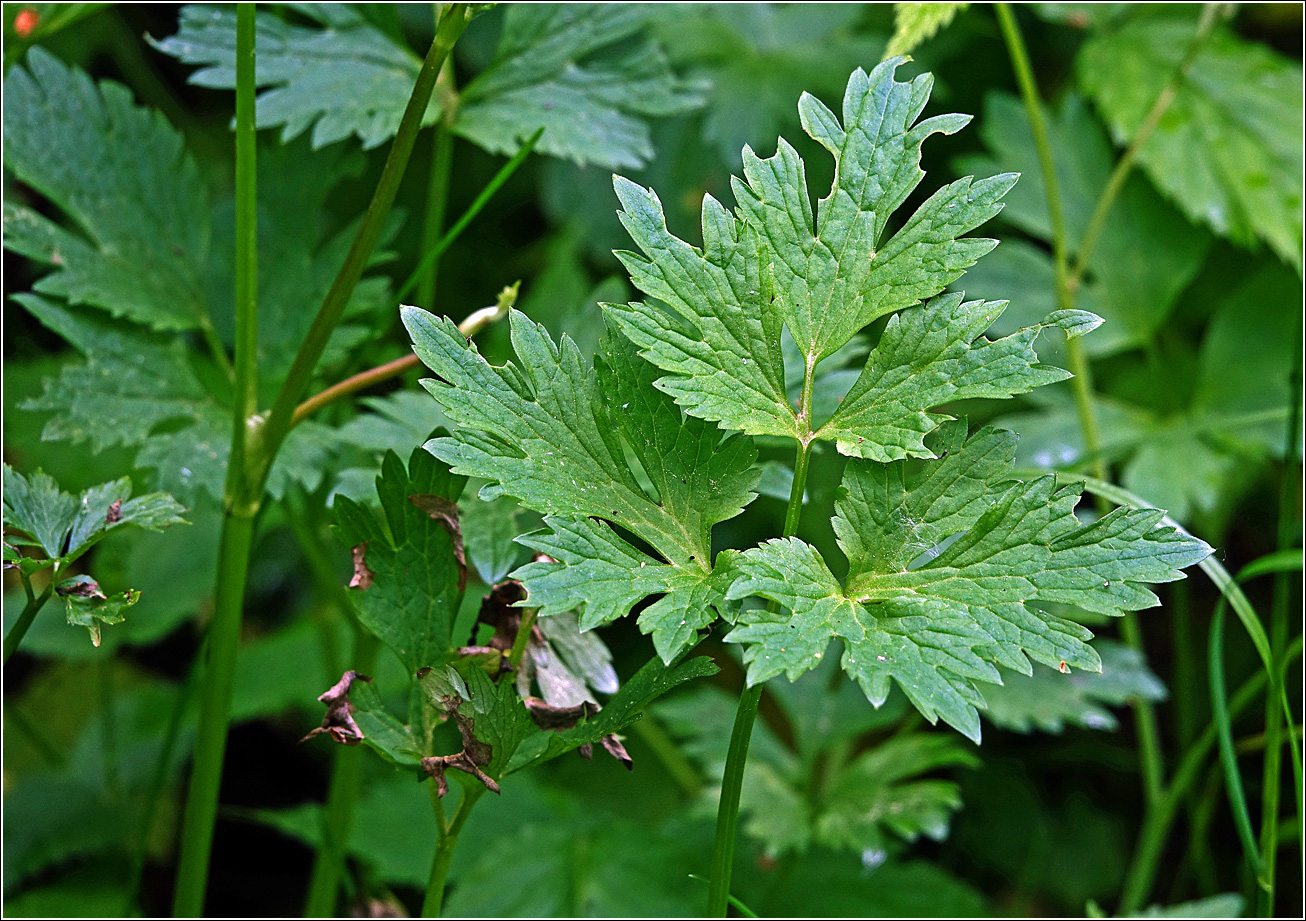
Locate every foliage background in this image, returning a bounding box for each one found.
[2,3,1302,917]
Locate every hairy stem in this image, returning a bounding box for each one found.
[172,10,259,911]
[422,786,485,917]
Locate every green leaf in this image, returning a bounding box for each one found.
[2,47,211,330]
[2,464,186,565]
[332,447,467,674]
[607,61,1027,452]
[454,4,705,170]
[982,639,1167,733]
[1078,9,1303,268]
[816,292,1083,461]
[460,494,524,585]
[506,654,718,774]
[18,295,333,503]
[403,306,757,661]
[659,683,973,859]
[726,420,1211,740]
[957,92,1210,355]
[58,575,140,647]
[153,4,433,150]
[815,734,978,853]
[884,3,969,59]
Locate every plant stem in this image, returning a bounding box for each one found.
[173,14,469,913]
[507,607,538,670]
[303,630,381,917]
[417,123,455,310]
[708,435,815,916]
[1122,614,1166,807]
[1258,299,1303,916]
[172,10,260,912]
[422,786,485,917]
[1120,649,1297,913]
[3,580,53,663]
[256,6,469,482]
[290,276,515,429]
[172,510,258,916]
[632,715,702,798]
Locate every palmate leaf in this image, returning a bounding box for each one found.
[2,48,210,331]
[726,421,1211,740]
[982,639,1167,734]
[454,3,706,170]
[607,60,1089,456]
[402,307,757,662]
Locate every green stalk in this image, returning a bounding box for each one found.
[1120,641,1302,913]
[172,511,258,915]
[172,10,259,912]
[507,607,538,670]
[173,12,469,914]
[417,122,455,310]
[303,630,381,916]
[3,579,53,663]
[708,433,815,916]
[422,786,486,917]
[255,6,470,484]
[1210,602,1268,890]
[999,0,1172,827]
[1258,300,1303,916]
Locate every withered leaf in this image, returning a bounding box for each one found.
[56,578,106,600]
[523,697,631,770]
[302,670,373,746]
[410,493,466,592]
[421,697,500,797]
[349,542,374,589]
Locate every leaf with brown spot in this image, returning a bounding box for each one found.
[331,447,468,672]
[302,670,372,746]
[349,542,374,589]
[410,493,466,592]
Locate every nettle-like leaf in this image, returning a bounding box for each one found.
[4,54,394,504]
[403,307,758,662]
[1078,7,1303,269]
[154,4,436,150]
[607,60,1091,457]
[156,3,703,169]
[455,3,706,169]
[982,639,1167,734]
[332,447,468,675]
[726,421,1211,740]
[3,48,210,330]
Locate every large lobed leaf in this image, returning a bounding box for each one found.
[725,421,1211,740]
[403,306,757,662]
[607,60,1088,456]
